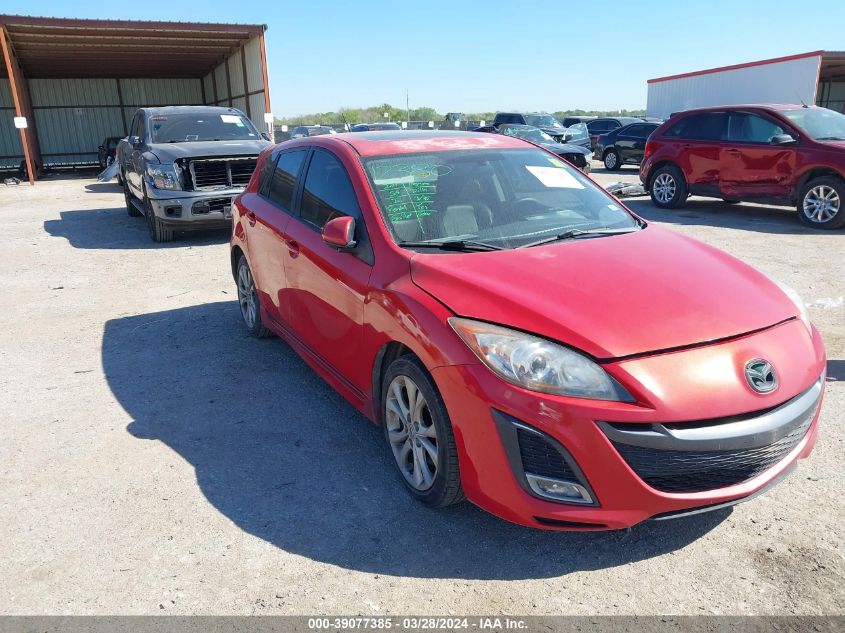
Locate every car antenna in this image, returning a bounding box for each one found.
[796,91,809,108]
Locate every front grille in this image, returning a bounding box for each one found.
[192,197,232,215]
[516,427,577,481]
[189,158,257,191]
[608,413,813,493]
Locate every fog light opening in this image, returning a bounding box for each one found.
[525,473,594,504]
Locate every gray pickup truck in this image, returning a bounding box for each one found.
[118,106,271,242]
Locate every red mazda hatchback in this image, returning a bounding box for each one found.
[230,131,825,531]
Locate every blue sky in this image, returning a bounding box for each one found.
[4,1,845,116]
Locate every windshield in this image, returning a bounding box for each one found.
[524,114,563,129]
[503,127,553,143]
[362,148,639,250]
[150,113,259,143]
[563,123,588,143]
[782,107,845,140]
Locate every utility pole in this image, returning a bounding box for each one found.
[406,89,410,127]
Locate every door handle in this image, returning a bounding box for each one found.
[284,238,300,257]
[246,211,256,226]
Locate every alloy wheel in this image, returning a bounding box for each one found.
[237,263,258,329]
[385,375,438,491]
[605,152,617,169]
[653,173,676,204]
[803,185,841,223]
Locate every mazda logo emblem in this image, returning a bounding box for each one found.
[744,359,778,393]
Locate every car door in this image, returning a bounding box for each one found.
[245,148,308,325]
[720,111,798,199]
[127,113,145,196]
[664,112,727,196]
[618,124,656,164]
[281,148,374,393]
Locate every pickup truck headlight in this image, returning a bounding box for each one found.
[449,318,633,401]
[146,163,182,190]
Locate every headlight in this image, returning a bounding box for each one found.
[775,280,812,333]
[449,318,633,401]
[146,163,182,190]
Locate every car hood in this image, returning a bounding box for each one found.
[538,126,567,137]
[540,141,590,155]
[148,139,270,162]
[409,226,797,359]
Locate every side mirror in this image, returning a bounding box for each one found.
[322,216,356,250]
[261,132,270,141]
[771,133,797,145]
[128,135,141,148]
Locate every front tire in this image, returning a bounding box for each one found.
[236,255,271,338]
[649,164,688,209]
[603,149,621,171]
[382,356,464,508]
[143,189,175,243]
[798,176,845,229]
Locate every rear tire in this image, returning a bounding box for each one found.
[235,255,271,338]
[603,149,621,171]
[649,164,688,209]
[382,356,464,508]
[143,189,175,242]
[798,176,845,229]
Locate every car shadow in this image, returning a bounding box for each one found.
[43,207,229,250]
[103,301,731,580]
[84,182,122,193]
[624,198,845,236]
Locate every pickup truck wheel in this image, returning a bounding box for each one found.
[143,191,175,242]
[124,177,141,217]
[798,177,845,229]
[603,149,621,171]
[649,165,687,209]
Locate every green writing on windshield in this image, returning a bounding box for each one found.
[378,181,437,223]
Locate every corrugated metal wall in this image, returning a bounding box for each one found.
[26,77,202,167]
[0,78,23,170]
[646,55,822,119]
[203,34,268,130]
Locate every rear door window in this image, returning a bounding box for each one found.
[267,150,307,212]
[663,113,727,141]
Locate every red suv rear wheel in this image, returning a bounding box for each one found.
[649,165,688,209]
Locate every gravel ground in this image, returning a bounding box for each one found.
[0,168,842,616]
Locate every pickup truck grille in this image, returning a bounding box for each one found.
[189,157,257,191]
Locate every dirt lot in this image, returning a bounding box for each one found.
[0,167,843,615]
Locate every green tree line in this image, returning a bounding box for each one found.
[276,105,646,126]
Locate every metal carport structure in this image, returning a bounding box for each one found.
[0,14,271,184]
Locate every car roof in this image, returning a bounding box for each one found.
[309,130,530,157]
[674,104,812,115]
[142,106,245,116]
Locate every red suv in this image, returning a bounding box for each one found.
[231,131,825,530]
[640,104,845,229]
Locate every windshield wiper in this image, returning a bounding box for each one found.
[815,136,845,141]
[519,227,639,248]
[397,239,503,252]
